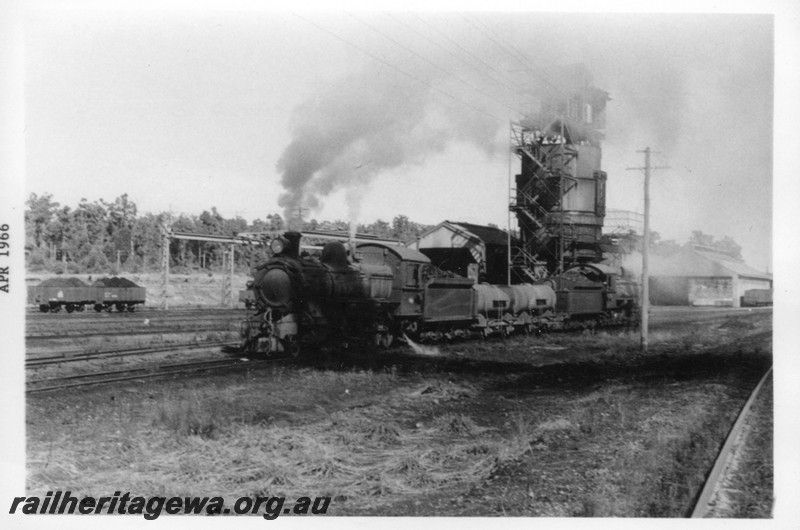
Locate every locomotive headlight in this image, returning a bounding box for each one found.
[270,238,286,255]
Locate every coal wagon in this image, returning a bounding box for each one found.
[28,276,146,313]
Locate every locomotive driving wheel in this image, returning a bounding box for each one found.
[282,336,301,358]
[377,332,394,349]
[374,313,395,349]
[401,320,420,342]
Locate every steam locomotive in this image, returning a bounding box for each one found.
[240,231,638,356]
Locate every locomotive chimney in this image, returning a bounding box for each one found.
[284,231,302,259]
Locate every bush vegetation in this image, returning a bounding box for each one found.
[25,193,432,274]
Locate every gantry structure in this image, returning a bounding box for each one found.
[509,64,610,282]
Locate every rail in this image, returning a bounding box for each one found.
[26,341,238,368]
[26,355,279,394]
[690,366,773,518]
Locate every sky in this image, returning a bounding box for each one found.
[19,4,785,271]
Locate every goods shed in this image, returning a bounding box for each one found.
[649,246,772,307]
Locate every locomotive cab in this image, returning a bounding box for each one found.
[356,243,431,319]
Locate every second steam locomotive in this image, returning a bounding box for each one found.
[240,232,638,356]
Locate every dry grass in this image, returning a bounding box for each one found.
[555,383,749,516]
[27,369,523,512]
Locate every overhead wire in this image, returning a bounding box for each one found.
[457,13,579,124]
[345,12,523,118]
[459,13,569,97]
[387,12,525,98]
[292,12,508,125]
[402,13,566,124]
[295,12,583,130]
[410,13,527,92]
[383,12,572,122]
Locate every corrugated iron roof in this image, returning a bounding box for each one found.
[449,221,511,246]
[356,242,431,263]
[418,247,477,264]
[650,246,772,280]
[693,247,772,279]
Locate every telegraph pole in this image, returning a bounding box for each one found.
[221,244,234,307]
[290,206,309,231]
[160,225,170,310]
[627,148,668,352]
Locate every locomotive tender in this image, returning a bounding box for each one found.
[240,232,638,356]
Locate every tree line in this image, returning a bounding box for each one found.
[26,193,745,275]
[607,229,743,261]
[24,193,434,274]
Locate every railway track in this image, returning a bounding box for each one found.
[25,306,770,395]
[649,306,772,326]
[26,325,240,341]
[26,340,238,368]
[690,366,773,518]
[26,314,245,335]
[25,306,768,339]
[26,318,246,342]
[26,308,248,331]
[26,306,250,319]
[26,352,277,394]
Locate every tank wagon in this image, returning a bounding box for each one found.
[27,277,146,313]
[240,232,638,356]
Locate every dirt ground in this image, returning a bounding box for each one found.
[26,310,772,518]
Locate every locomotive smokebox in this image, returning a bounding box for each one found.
[261,268,293,308]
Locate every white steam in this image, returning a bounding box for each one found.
[403,334,442,357]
